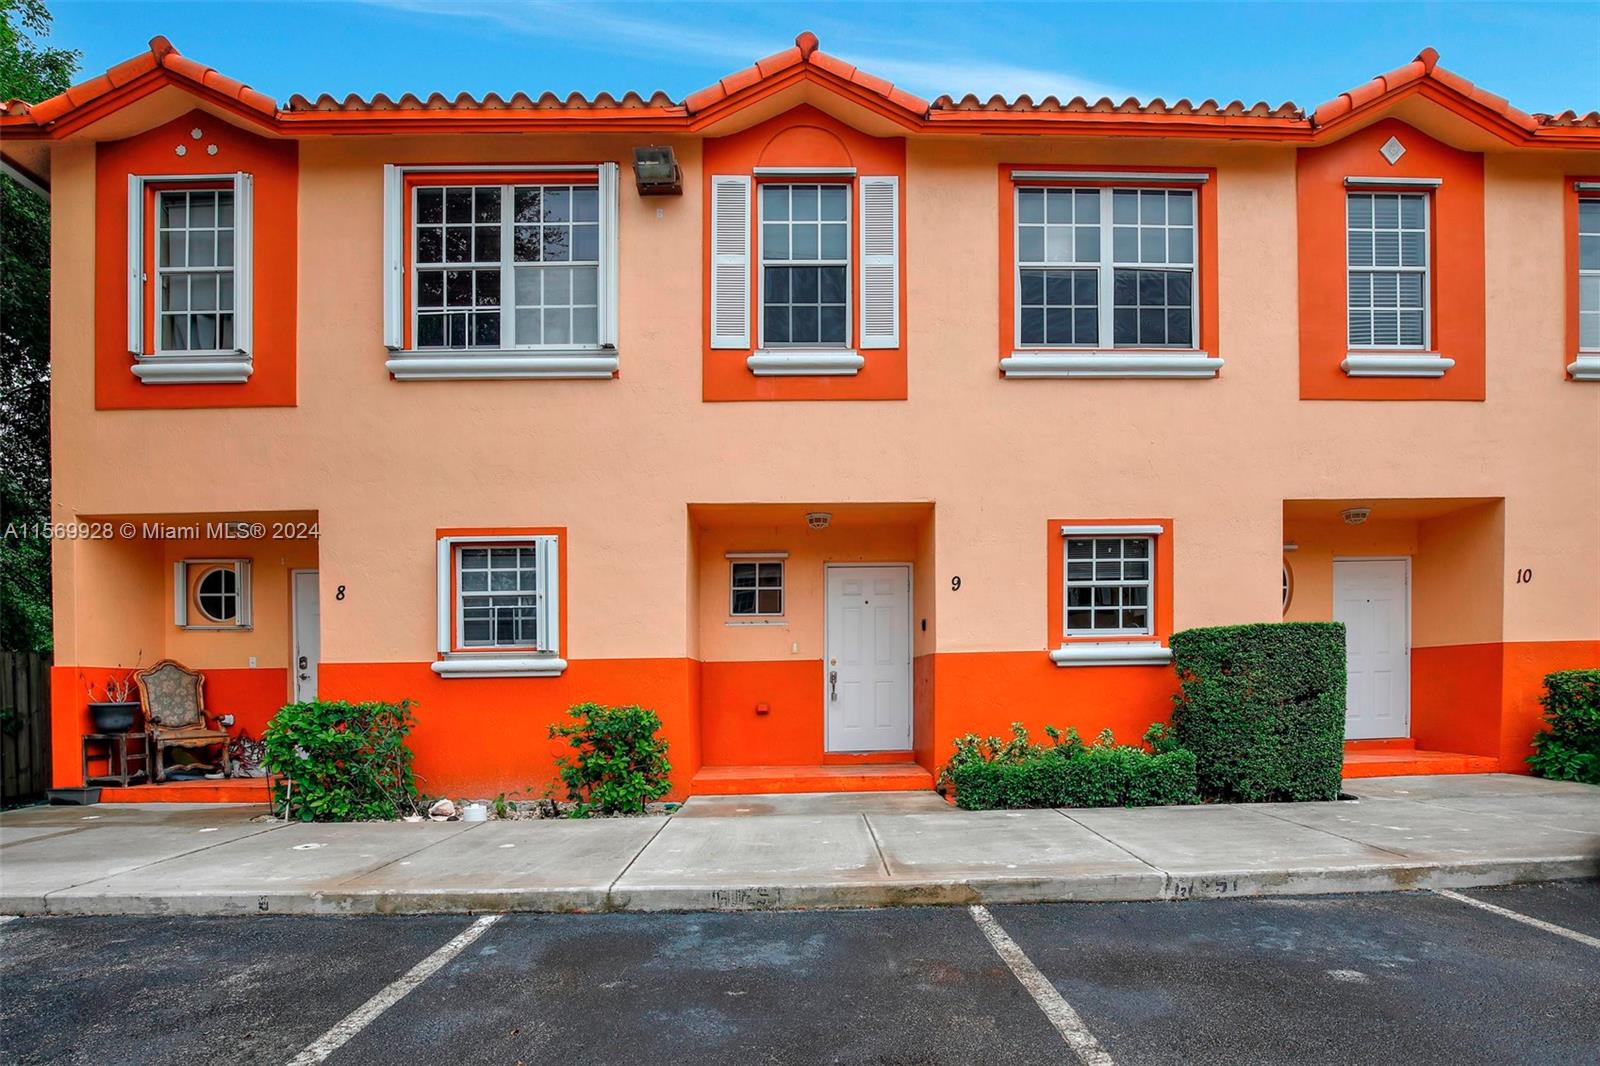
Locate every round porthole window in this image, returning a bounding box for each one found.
[196,567,238,623]
[1282,558,1294,615]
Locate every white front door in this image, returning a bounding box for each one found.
[292,570,321,703]
[825,565,912,753]
[1333,558,1409,740]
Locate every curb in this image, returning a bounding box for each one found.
[5,856,1594,917]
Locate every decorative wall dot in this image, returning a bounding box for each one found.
[1380,136,1406,165]
[175,144,187,157]
[191,127,203,140]
[206,144,218,156]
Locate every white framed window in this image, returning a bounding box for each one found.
[127,173,254,384]
[1064,535,1153,636]
[730,560,784,616]
[433,535,564,677]
[384,164,619,380]
[760,183,850,349]
[173,559,252,630]
[1015,186,1197,351]
[1580,197,1600,352]
[1347,191,1429,349]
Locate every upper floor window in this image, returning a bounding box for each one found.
[760,183,849,348]
[413,183,601,350]
[1580,197,1600,353]
[156,188,236,353]
[126,172,254,384]
[383,164,619,381]
[1347,191,1428,349]
[1015,186,1196,350]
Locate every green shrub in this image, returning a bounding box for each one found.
[1528,669,1600,785]
[549,702,672,815]
[946,725,1198,810]
[1169,622,1346,803]
[263,700,421,822]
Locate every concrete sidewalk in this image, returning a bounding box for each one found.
[1,774,1596,916]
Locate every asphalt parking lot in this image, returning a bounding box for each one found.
[2,881,1597,1066]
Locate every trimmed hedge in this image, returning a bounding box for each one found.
[1528,669,1600,785]
[947,726,1199,810]
[1169,622,1346,802]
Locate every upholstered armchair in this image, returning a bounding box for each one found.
[135,660,231,782]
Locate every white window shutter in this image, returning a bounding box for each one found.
[598,161,620,348]
[709,175,751,349]
[173,561,188,627]
[382,164,404,350]
[127,175,145,354]
[237,560,254,627]
[538,536,560,655]
[232,172,254,354]
[859,175,899,349]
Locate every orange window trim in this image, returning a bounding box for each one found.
[997,164,1219,368]
[1296,117,1486,401]
[93,108,298,410]
[436,527,567,657]
[701,103,907,402]
[1565,176,1600,375]
[1045,519,1175,648]
[399,169,601,352]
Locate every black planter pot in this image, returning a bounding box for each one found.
[88,701,140,733]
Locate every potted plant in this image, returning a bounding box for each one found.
[86,665,141,733]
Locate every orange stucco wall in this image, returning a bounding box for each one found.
[44,84,1600,795]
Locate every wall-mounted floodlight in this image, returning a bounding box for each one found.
[632,145,681,196]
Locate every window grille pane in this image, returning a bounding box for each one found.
[760,185,849,347]
[1113,269,1192,348]
[458,544,542,648]
[1020,268,1097,345]
[1062,535,1155,636]
[1347,191,1427,349]
[1581,230,1600,271]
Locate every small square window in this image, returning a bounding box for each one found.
[730,559,784,616]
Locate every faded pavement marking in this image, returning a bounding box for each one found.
[1434,889,1600,949]
[285,915,500,1065]
[969,905,1116,1066]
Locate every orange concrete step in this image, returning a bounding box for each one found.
[1341,749,1500,779]
[690,763,934,796]
[97,778,273,804]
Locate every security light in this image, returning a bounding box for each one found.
[632,145,681,196]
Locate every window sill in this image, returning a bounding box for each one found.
[1567,354,1600,381]
[1001,351,1223,379]
[387,350,618,381]
[1049,641,1171,667]
[431,655,568,679]
[131,352,253,385]
[1341,352,1454,378]
[724,619,789,627]
[747,349,864,377]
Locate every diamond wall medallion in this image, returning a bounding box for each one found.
[1380,136,1406,165]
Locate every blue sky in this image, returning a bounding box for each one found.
[41,1,1600,115]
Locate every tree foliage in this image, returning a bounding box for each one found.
[1,0,76,651]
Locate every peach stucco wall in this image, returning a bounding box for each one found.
[48,102,1600,688]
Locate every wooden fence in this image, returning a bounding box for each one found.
[1,652,52,805]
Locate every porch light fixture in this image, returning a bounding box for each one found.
[1342,507,1372,525]
[631,145,681,196]
[805,512,832,530]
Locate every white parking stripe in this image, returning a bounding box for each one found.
[969,905,1117,1066]
[1435,889,1600,949]
[286,915,500,1065]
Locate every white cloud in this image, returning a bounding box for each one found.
[836,53,1130,103]
[358,0,1135,103]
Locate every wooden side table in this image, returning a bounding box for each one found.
[83,732,151,787]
